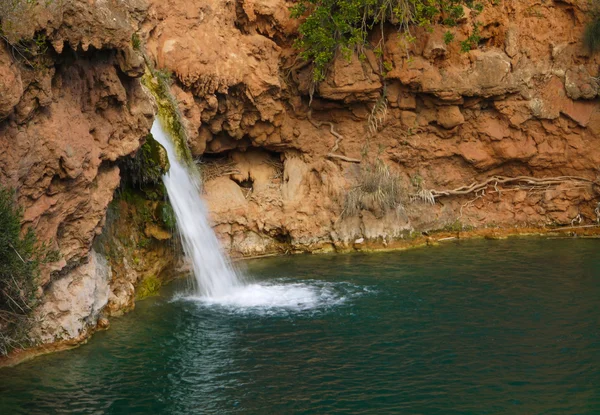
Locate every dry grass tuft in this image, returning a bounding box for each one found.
[197,158,240,182]
[410,187,435,205]
[367,96,388,137]
[342,158,405,218]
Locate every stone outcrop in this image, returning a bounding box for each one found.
[0,0,154,350]
[138,0,600,257]
[35,250,110,343]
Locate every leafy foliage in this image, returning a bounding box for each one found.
[291,0,484,81]
[460,21,480,52]
[0,185,58,355]
[443,30,454,44]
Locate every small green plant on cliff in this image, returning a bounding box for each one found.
[443,30,454,44]
[131,33,141,51]
[584,1,600,53]
[290,0,487,82]
[460,21,481,52]
[342,157,405,218]
[0,185,58,355]
[0,0,53,69]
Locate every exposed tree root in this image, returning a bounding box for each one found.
[427,176,594,199]
[307,110,361,163]
[459,189,486,218]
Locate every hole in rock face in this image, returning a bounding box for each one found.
[199,152,228,162]
[272,231,292,245]
[197,147,284,189]
[234,177,254,189]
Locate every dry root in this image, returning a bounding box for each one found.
[342,158,405,218]
[410,188,435,205]
[417,176,594,201]
[307,110,361,163]
[262,158,284,179]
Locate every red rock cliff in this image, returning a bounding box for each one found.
[143,0,600,256]
[0,0,152,347]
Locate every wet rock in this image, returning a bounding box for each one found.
[145,223,172,241]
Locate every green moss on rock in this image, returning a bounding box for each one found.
[136,274,162,300]
[120,133,170,190]
[141,68,193,166]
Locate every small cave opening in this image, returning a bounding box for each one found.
[272,230,292,245]
[197,146,285,193]
[234,176,254,189]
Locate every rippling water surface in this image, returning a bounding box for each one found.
[1,238,599,414]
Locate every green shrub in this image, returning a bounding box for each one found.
[290,0,481,81]
[460,22,480,52]
[0,185,58,355]
[0,0,53,69]
[584,15,600,52]
[443,30,454,44]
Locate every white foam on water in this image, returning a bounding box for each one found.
[198,282,339,309]
[172,279,370,316]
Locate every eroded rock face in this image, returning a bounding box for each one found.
[0,0,153,352]
[141,0,600,256]
[0,44,23,120]
[35,251,110,343]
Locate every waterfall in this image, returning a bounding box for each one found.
[152,117,338,311]
[151,119,243,297]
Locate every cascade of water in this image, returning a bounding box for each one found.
[151,119,243,297]
[152,118,339,310]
